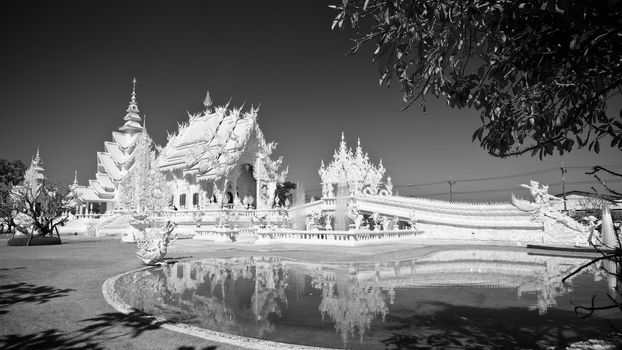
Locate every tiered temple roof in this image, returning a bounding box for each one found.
[156,92,285,182]
[81,79,144,202]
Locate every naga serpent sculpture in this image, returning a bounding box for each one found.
[135,221,177,266]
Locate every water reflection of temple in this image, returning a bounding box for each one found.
[291,249,592,342]
[115,250,600,347]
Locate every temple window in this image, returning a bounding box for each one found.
[179,194,186,207]
[192,193,199,206]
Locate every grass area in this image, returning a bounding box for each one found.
[0,234,456,349]
[0,236,231,350]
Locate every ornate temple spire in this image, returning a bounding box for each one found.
[355,138,364,157]
[127,78,139,115]
[25,147,46,187]
[337,132,348,157]
[319,134,389,195]
[31,145,44,171]
[203,90,213,111]
[131,77,137,102]
[119,77,143,133]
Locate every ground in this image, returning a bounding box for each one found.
[0,234,618,349]
[0,234,463,350]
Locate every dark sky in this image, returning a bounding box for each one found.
[1,0,620,200]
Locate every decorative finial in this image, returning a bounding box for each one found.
[73,170,78,185]
[35,145,40,159]
[131,78,137,102]
[203,90,213,109]
[341,132,345,141]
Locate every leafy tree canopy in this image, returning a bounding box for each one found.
[331,0,622,158]
[0,159,26,186]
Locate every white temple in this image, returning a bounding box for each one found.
[65,80,590,246]
[155,91,286,210]
[74,79,286,214]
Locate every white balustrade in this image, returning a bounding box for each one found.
[255,228,423,246]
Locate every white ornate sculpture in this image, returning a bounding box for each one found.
[371,213,381,231]
[513,180,586,242]
[381,216,391,231]
[135,221,177,265]
[319,133,390,197]
[583,215,599,246]
[520,180,560,205]
[385,176,393,195]
[407,210,417,229]
[118,130,171,214]
[354,214,365,230]
[323,212,333,231]
[118,130,174,243]
[217,210,228,227]
[308,209,322,230]
[346,198,358,221]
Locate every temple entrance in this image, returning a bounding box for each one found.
[235,164,257,208]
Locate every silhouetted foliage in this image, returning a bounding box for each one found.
[588,166,622,200]
[0,282,74,313]
[0,183,17,232]
[0,159,26,233]
[0,329,103,350]
[331,0,622,158]
[274,181,297,207]
[0,309,184,349]
[79,309,172,338]
[0,159,26,186]
[379,301,620,349]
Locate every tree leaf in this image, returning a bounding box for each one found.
[594,140,600,153]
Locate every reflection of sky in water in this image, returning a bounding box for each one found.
[114,250,621,349]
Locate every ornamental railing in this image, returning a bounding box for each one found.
[255,228,422,245]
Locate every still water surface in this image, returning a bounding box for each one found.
[114,249,620,349]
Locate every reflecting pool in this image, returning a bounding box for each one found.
[114,249,620,349]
